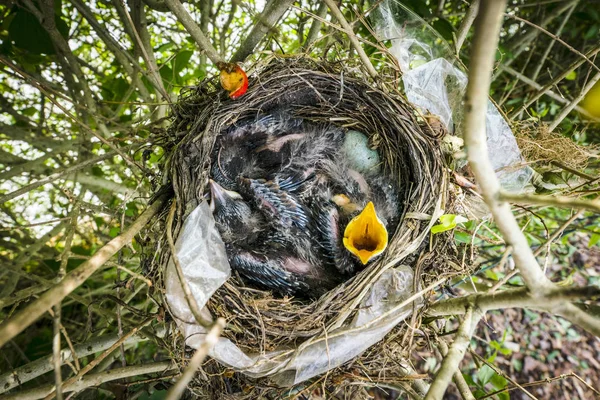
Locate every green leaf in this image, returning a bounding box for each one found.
[172,50,193,76]
[490,373,508,390]
[477,365,495,385]
[432,18,455,41]
[589,233,600,248]
[109,226,121,238]
[431,214,468,234]
[565,70,577,81]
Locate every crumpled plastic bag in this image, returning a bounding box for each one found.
[376,0,532,192]
[165,202,422,386]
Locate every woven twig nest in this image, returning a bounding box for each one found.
[147,56,456,396]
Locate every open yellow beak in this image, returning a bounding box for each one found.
[342,201,388,265]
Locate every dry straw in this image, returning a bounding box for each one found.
[145,56,463,397]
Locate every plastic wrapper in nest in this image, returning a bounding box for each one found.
[159,57,447,390]
[166,213,416,385]
[376,0,533,193]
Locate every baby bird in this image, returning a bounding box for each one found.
[208,113,401,298]
[209,177,337,298]
[209,179,263,245]
[306,155,401,275]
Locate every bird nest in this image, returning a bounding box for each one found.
[146,56,459,396]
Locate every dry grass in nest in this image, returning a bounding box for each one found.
[144,56,466,395]
[515,122,597,170]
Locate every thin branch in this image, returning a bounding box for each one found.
[231,0,295,63]
[0,330,159,394]
[548,71,600,131]
[500,64,599,121]
[464,0,552,292]
[425,307,483,399]
[0,148,128,204]
[454,0,479,55]
[0,56,147,173]
[166,201,212,328]
[499,191,600,214]
[437,340,476,400]
[530,1,578,82]
[322,0,378,79]
[555,302,600,337]
[427,285,600,317]
[162,0,225,65]
[165,318,225,400]
[303,2,328,50]
[0,195,167,349]
[511,43,600,118]
[2,362,176,400]
[42,318,153,400]
[506,13,600,76]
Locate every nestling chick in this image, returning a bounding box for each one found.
[209,180,263,245]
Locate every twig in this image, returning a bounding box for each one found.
[530,1,578,82]
[470,351,537,400]
[166,201,212,328]
[511,43,600,118]
[0,56,147,174]
[162,0,225,65]
[303,2,328,50]
[322,0,378,79]
[425,307,483,399]
[500,64,599,121]
[427,285,600,317]
[165,318,226,400]
[499,191,600,214]
[0,147,131,207]
[42,318,153,400]
[1,362,176,400]
[437,340,475,400]
[454,0,479,55]
[0,195,168,349]
[0,330,162,394]
[505,14,600,76]
[231,0,295,62]
[548,71,600,132]
[489,211,583,292]
[478,372,600,399]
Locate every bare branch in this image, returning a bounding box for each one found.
[0,330,160,394]
[0,148,131,204]
[303,2,328,50]
[437,340,476,400]
[425,307,483,399]
[428,285,600,317]
[322,0,378,79]
[42,318,153,400]
[231,0,295,63]
[500,64,599,121]
[0,194,167,349]
[454,0,479,55]
[165,318,225,400]
[548,71,600,131]
[510,43,600,118]
[499,191,600,214]
[163,0,225,65]
[464,0,552,291]
[2,362,176,400]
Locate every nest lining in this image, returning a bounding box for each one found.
[147,56,459,390]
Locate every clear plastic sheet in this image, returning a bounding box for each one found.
[165,203,419,386]
[376,0,532,192]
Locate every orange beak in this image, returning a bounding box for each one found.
[218,63,248,99]
[342,202,388,265]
